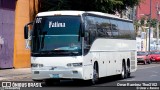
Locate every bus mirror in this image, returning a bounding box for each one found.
[24,22,33,39]
[24,25,28,39]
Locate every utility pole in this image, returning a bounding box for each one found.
[148,0,152,52]
[156,4,159,50]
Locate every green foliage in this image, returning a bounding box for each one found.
[140,17,145,26]
[134,18,158,37]
[39,0,141,14]
[145,18,157,28]
[39,0,70,12]
[151,19,157,28]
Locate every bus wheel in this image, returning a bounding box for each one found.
[45,79,60,86]
[91,63,99,84]
[127,60,131,78]
[86,63,99,85]
[121,62,127,79]
[127,65,131,78]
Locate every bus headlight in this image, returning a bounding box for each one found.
[67,63,82,67]
[31,63,44,67]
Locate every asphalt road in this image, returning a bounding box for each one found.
[3,62,160,90]
[124,62,160,81]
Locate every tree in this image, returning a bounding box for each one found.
[38,0,141,14]
[39,0,70,12]
[134,17,158,37]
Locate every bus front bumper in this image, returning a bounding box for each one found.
[31,67,83,80]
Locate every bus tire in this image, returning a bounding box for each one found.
[127,65,131,78]
[88,62,99,85]
[127,59,131,78]
[121,61,127,79]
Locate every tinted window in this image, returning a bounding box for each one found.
[128,22,136,39]
[95,17,111,37]
[117,20,135,39]
[31,16,82,56]
[34,16,81,35]
[110,19,119,37]
[83,15,135,55]
[85,16,111,38]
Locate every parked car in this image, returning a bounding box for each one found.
[137,51,151,64]
[149,51,160,62]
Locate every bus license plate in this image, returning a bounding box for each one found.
[50,74,60,78]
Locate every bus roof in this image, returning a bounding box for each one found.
[37,10,132,22]
[37,11,85,16]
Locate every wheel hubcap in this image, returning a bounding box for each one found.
[122,67,125,77]
[92,69,98,83]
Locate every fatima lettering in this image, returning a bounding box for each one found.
[49,21,66,28]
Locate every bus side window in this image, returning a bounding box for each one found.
[84,31,90,54]
[84,32,89,46]
[89,30,97,45]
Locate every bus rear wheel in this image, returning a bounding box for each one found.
[127,65,131,78]
[121,62,127,79]
[127,60,131,78]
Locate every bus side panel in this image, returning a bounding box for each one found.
[89,39,137,77]
[83,53,93,80]
[83,52,100,80]
[99,52,107,77]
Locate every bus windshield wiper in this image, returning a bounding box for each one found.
[61,50,79,56]
[33,50,79,56]
[47,50,79,55]
[40,50,70,55]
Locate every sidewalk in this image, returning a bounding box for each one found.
[0,68,31,81]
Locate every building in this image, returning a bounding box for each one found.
[136,0,160,51]
[136,0,160,20]
[14,0,38,68]
[0,0,38,69]
[121,7,137,20]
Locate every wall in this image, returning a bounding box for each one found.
[136,0,160,20]
[0,0,15,69]
[14,0,38,68]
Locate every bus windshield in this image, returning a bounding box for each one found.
[31,16,82,56]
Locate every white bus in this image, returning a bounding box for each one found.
[24,11,137,85]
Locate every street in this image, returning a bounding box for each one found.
[1,63,160,90]
[125,62,160,81]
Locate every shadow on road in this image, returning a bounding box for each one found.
[41,75,136,87]
[138,62,160,65]
[150,62,160,64]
